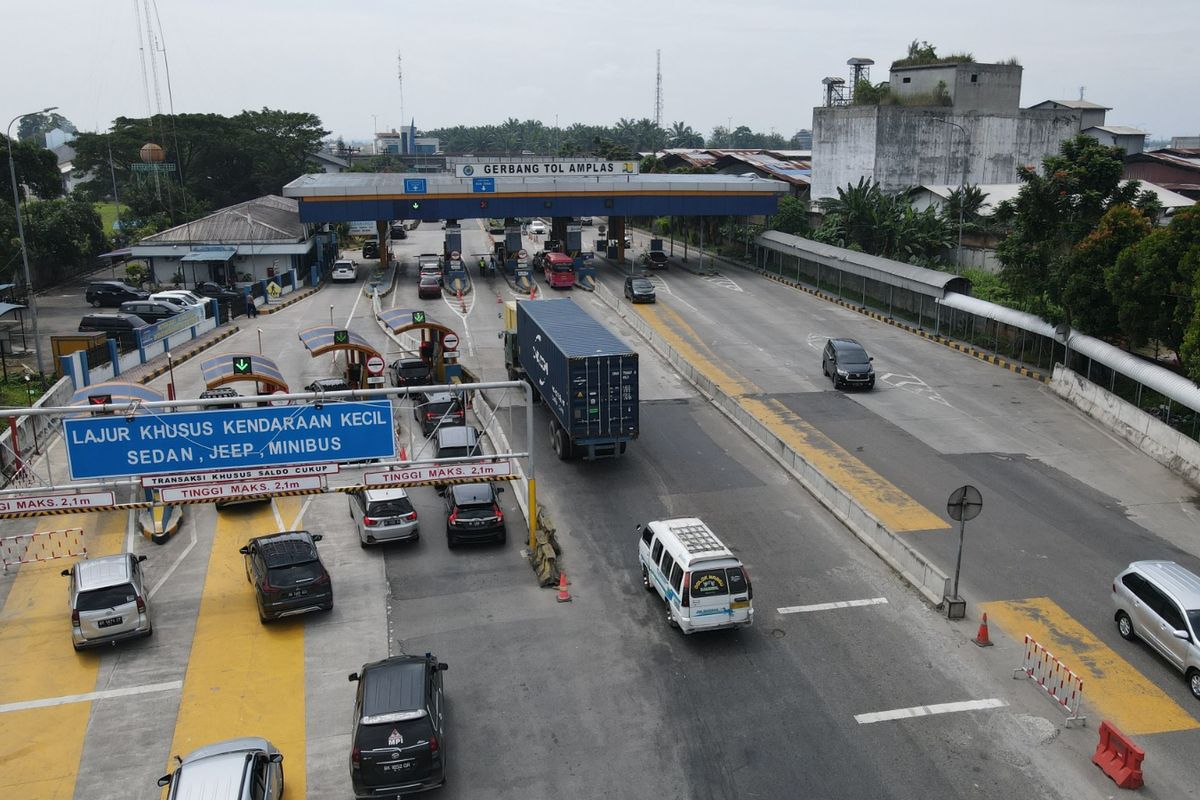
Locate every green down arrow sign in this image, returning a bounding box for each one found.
[232,357,253,376]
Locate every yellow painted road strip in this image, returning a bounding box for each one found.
[983,597,1200,735]
[0,512,126,800]
[634,303,948,533]
[167,499,306,795]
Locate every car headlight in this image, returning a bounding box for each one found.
[837,368,850,376]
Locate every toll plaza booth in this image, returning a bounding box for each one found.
[376,308,463,384]
[199,353,289,403]
[297,327,385,389]
[442,250,471,295]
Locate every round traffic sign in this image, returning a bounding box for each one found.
[450,250,461,261]
[366,354,386,376]
[946,485,983,522]
[442,333,460,351]
[518,249,528,259]
[270,390,291,407]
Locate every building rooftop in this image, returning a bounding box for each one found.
[1031,99,1112,111]
[137,195,306,244]
[1085,125,1149,136]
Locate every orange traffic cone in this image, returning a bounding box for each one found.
[556,572,571,603]
[973,612,993,647]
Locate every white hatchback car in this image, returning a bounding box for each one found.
[527,219,546,235]
[332,259,358,282]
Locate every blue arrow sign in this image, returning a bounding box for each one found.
[63,401,395,480]
[404,178,427,194]
[472,177,495,193]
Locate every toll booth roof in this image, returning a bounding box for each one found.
[377,308,454,334]
[200,352,287,386]
[69,382,165,407]
[284,172,788,197]
[298,326,375,355]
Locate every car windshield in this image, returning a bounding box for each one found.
[455,502,497,520]
[367,497,414,516]
[838,345,869,363]
[76,584,136,611]
[266,561,325,587]
[689,568,732,597]
[632,280,653,290]
[1189,608,1200,633]
[420,276,440,286]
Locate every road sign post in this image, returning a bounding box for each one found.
[944,484,983,619]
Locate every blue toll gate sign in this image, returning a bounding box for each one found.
[472,177,495,193]
[404,178,427,194]
[63,401,396,480]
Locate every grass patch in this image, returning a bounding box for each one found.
[94,202,130,235]
[0,376,46,408]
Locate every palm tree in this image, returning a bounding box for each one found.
[614,118,637,149]
[668,121,704,148]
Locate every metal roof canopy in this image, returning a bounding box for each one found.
[69,382,165,408]
[756,231,972,298]
[297,326,379,358]
[283,172,787,224]
[200,352,288,392]
[377,308,456,338]
[0,302,26,318]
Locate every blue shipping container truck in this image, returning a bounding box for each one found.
[516,299,639,460]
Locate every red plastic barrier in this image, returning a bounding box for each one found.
[1092,720,1144,789]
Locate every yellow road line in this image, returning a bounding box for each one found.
[983,597,1199,735]
[0,513,126,799]
[635,303,947,532]
[167,499,306,795]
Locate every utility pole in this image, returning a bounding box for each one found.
[654,50,663,128]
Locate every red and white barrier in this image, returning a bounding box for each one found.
[1012,635,1086,726]
[1,528,86,572]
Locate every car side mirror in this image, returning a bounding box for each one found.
[157,775,172,788]
[1173,629,1191,641]
[438,662,449,671]
[495,486,504,494]
[137,554,147,563]
[348,672,360,682]
[61,568,71,577]
[269,752,283,764]
[635,524,643,534]
[311,533,323,542]
[869,356,874,362]
[238,546,250,555]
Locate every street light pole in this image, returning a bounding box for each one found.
[6,106,57,377]
[929,117,969,273]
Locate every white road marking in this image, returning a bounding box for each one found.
[125,508,136,554]
[290,495,314,530]
[777,597,889,615]
[704,274,743,292]
[854,698,1007,725]
[271,499,286,531]
[879,372,952,407]
[0,680,183,714]
[148,512,198,599]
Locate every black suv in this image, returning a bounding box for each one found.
[363,239,379,258]
[238,531,333,623]
[444,483,506,547]
[412,390,466,436]
[389,357,433,389]
[86,281,148,308]
[349,653,448,798]
[119,299,183,323]
[624,276,656,304]
[822,338,875,390]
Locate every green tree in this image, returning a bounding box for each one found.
[994,135,1161,314]
[17,112,76,143]
[815,178,953,264]
[667,121,703,148]
[4,196,107,287]
[1059,205,1151,337]
[2,135,63,200]
[771,195,809,236]
[1112,206,1200,356]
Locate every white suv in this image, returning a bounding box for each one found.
[1113,560,1200,699]
[332,259,358,282]
[61,553,153,650]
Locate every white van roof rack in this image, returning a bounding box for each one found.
[669,521,727,556]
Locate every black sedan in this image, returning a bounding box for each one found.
[238,530,333,623]
[118,299,185,323]
[624,276,656,303]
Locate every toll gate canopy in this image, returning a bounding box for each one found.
[283,172,788,223]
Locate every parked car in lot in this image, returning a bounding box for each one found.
[1113,560,1200,699]
[348,488,419,547]
[157,737,284,799]
[119,299,184,324]
[78,312,149,348]
[444,482,506,547]
[418,274,442,299]
[527,219,546,235]
[348,653,448,797]
[332,259,358,282]
[638,517,754,634]
[822,337,875,390]
[193,281,242,302]
[61,553,153,650]
[86,280,148,308]
[238,530,333,623]
[389,356,433,388]
[151,290,208,312]
[624,276,656,303]
[412,390,465,435]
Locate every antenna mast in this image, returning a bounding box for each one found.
[134,0,153,116]
[397,52,405,153]
[654,49,663,127]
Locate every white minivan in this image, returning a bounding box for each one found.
[637,517,753,634]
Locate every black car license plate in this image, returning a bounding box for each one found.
[286,589,308,599]
[385,760,415,772]
[97,616,123,628]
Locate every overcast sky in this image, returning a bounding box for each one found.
[4,0,1197,143]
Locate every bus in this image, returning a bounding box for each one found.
[542,252,577,289]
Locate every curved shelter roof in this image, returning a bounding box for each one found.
[297,326,380,359]
[200,352,288,392]
[283,172,787,223]
[756,231,972,298]
[377,308,456,337]
[69,382,164,408]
